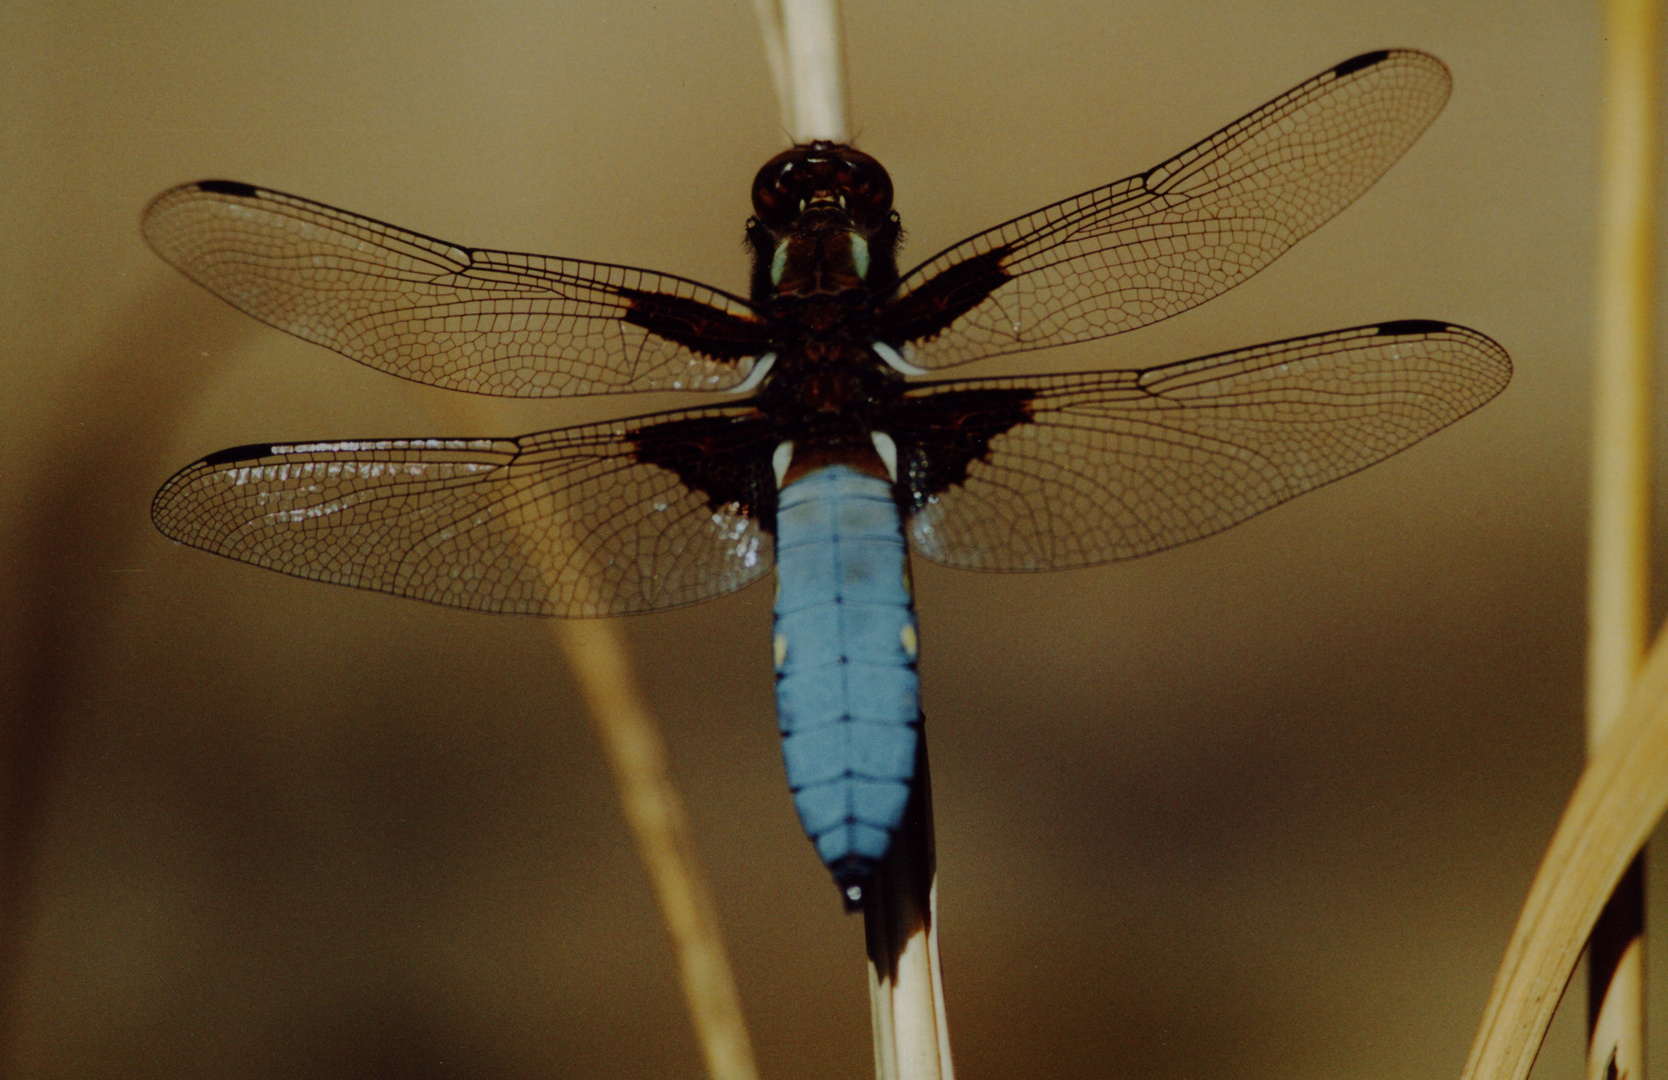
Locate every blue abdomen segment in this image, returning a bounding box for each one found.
[773,464,920,891]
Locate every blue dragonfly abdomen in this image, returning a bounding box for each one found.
[772,462,920,896]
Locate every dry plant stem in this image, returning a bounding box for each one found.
[556,621,760,1080]
[752,0,850,143]
[1585,1,1656,1075]
[1458,617,1668,1080]
[748,0,792,137]
[780,0,849,142]
[1588,0,1657,752]
[864,739,955,1080]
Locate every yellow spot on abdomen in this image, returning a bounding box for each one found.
[900,623,918,661]
[774,634,789,670]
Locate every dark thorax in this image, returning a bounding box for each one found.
[745,143,908,452]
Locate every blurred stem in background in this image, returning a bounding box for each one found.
[1585,0,1656,1078]
[428,388,759,1080]
[0,289,256,1062]
[554,622,759,1080]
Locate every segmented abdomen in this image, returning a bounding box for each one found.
[772,464,920,889]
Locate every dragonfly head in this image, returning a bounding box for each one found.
[750,141,894,237]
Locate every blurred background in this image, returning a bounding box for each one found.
[0,1,1640,1078]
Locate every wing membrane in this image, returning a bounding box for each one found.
[879,50,1453,368]
[151,406,779,616]
[892,321,1510,569]
[142,181,772,398]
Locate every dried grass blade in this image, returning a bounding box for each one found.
[1461,622,1668,1080]
[556,621,760,1080]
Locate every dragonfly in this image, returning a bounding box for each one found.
[145,49,1510,905]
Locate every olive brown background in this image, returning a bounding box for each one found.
[0,2,1643,1078]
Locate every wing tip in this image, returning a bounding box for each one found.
[1375,319,1512,375]
[1372,319,1513,403]
[149,442,276,541]
[141,180,266,253]
[149,472,206,545]
[150,446,276,541]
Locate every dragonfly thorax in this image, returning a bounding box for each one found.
[760,341,901,422]
[771,228,871,297]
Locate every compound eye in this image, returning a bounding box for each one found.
[751,166,797,227]
[838,161,893,222]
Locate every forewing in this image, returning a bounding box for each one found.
[151,406,780,616]
[878,50,1453,368]
[142,181,772,397]
[890,321,1510,570]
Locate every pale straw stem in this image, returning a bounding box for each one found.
[752,0,850,143]
[1588,0,1657,753]
[863,745,955,1080]
[1584,3,1656,1078]
[748,0,793,138]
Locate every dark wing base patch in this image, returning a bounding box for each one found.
[629,412,783,534]
[884,386,1038,513]
[874,248,1013,348]
[620,287,775,362]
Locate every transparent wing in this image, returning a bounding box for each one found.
[878,50,1453,368]
[142,181,772,398]
[891,321,1510,570]
[151,405,780,616]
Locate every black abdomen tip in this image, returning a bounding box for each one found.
[830,855,878,911]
